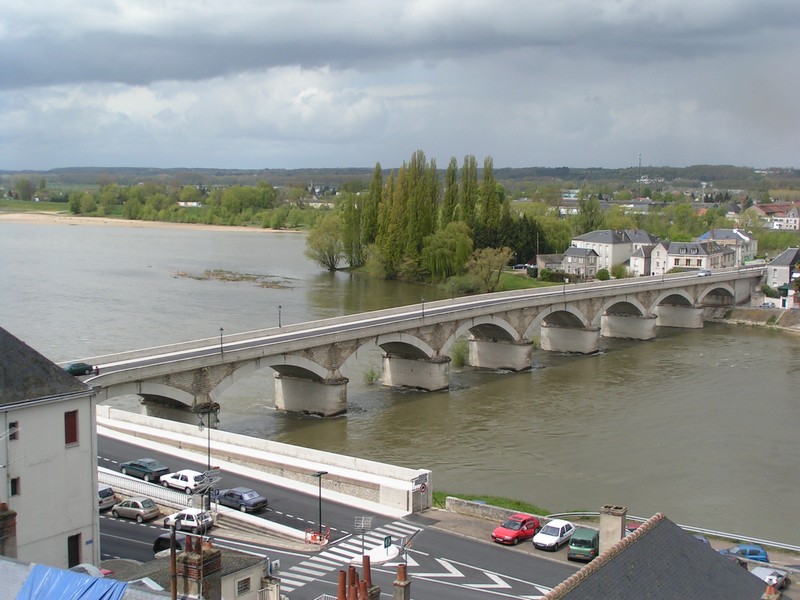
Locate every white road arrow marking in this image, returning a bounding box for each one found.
[464,572,513,589]
[383,555,420,567]
[412,558,465,578]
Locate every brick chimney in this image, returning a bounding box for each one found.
[393,564,411,600]
[0,503,17,559]
[599,504,627,554]
[176,537,222,600]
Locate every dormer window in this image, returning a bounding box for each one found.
[679,248,686,254]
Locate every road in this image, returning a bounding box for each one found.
[98,433,578,598]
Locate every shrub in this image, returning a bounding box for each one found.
[596,268,610,281]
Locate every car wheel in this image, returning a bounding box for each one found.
[121,468,128,476]
[512,537,519,545]
[136,514,144,524]
[112,510,119,518]
[184,487,191,494]
[239,505,247,512]
[191,527,199,534]
[144,474,151,482]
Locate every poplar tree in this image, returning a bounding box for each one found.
[440,157,459,227]
[361,163,382,246]
[481,156,501,231]
[340,192,364,267]
[460,155,478,227]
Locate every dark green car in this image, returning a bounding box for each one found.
[120,458,170,482]
[64,362,95,376]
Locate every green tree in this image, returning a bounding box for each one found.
[421,221,473,281]
[460,155,479,227]
[480,156,501,230]
[596,268,610,281]
[304,214,344,271]
[440,157,459,226]
[575,196,604,234]
[340,193,364,267]
[466,246,514,293]
[14,178,34,201]
[361,163,382,245]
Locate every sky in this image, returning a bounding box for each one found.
[2,0,799,172]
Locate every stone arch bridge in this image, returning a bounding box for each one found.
[82,268,763,416]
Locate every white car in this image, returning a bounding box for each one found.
[751,567,789,590]
[160,469,206,494]
[163,508,214,534]
[533,518,575,551]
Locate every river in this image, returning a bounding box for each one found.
[2,217,797,544]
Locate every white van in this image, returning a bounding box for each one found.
[98,484,117,511]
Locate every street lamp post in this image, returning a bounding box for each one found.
[219,327,224,355]
[421,297,425,318]
[278,305,282,328]
[313,470,328,541]
[196,402,220,510]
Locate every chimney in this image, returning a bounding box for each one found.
[0,503,18,559]
[176,537,222,600]
[393,564,411,600]
[599,504,627,554]
[761,582,782,600]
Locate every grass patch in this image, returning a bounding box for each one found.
[362,364,380,385]
[432,491,549,516]
[499,272,559,291]
[0,199,68,213]
[449,338,468,368]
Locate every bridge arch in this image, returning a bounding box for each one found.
[99,381,196,408]
[440,315,521,356]
[698,283,736,305]
[375,332,436,359]
[526,305,591,337]
[592,298,648,328]
[652,289,695,311]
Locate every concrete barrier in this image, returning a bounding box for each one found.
[97,406,431,516]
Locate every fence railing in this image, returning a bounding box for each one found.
[98,467,196,511]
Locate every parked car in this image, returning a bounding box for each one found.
[97,484,117,511]
[160,469,206,494]
[153,531,187,555]
[718,543,769,563]
[751,567,789,590]
[567,527,600,562]
[697,269,712,277]
[111,497,161,523]
[163,508,213,534]
[217,487,269,512]
[64,362,94,376]
[119,458,170,482]
[491,513,540,545]
[533,518,575,551]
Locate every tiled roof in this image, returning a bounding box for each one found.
[545,514,766,600]
[0,327,88,408]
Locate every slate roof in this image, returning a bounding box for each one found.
[573,229,659,245]
[657,241,732,256]
[697,228,752,242]
[0,326,89,408]
[545,513,767,600]
[769,247,800,267]
[564,247,598,258]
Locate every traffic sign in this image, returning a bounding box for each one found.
[384,535,392,548]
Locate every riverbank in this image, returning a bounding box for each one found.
[0,211,300,234]
[712,306,800,333]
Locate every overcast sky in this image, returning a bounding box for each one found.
[2,1,799,172]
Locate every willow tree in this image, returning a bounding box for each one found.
[421,221,473,281]
[304,214,344,271]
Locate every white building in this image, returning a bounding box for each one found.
[650,241,735,276]
[696,228,758,265]
[571,229,660,272]
[767,247,800,308]
[0,327,99,568]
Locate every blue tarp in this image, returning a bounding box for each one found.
[17,564,128,600]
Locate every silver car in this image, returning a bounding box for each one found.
[111,497,161,523]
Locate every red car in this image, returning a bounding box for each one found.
[491,513,541,545]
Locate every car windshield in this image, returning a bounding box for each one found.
[241,491,259,500]
[99,488,114,499]
[541,525,559,536]
[192,475,204,482]
[141,499,156,508]
[501,520,523,531]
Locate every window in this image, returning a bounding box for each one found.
[10,477,20,496]
[9,421,18,440]
[236,577,251,596]
[65,410,78,445]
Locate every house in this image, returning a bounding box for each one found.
[562,247,599,280]
[0,327,99,568]
[535,253,566,273]
[571,229,660,272]
[767,247,800,308]
[650,240,735,276]
[544,513,769,600]
[697,228,758,265]
[628,244,654,277]
[751,202,800,230]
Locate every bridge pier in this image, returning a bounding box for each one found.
[274,373,349,417]
[540,324,600,354]
[468,338,533,371]
[655,305,704,328]
[600,314,658,340]
[381,354,450,391]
